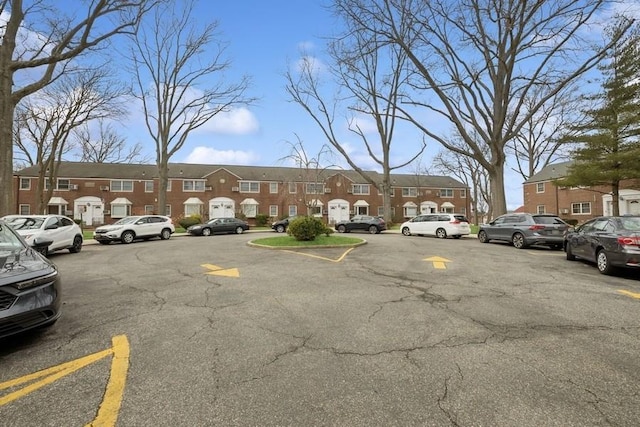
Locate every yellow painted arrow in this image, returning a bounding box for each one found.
[423,256,452,269]
[201,263,240,278]
[618,290,640,299]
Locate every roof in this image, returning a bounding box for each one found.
[524,161,573,184]
[14,161,468,188]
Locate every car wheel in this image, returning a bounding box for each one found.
[68,236,83,253]
[512,232,526,249]
[596,249,615,275]
[337,225,347,233]
[121,231,135,244]
[565,242,576,261]
[436,228,447,239]
[235,226,245,234]
[368,225,378,234]
[401,227,411,236]
[201,228,211,236]
[478,230,489,243]
[160,228,172,240]
[276,225,285,233]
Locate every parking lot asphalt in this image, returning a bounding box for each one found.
[2,232,639,426]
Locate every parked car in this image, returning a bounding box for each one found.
[335,215,387,234]
[478,213,569,249]
[0,219,61,339]
[272,216,297,233]
[401,213,470,239]
[187,217,249,236]
[94,215,175,244]
[3,214,83,256]
[564,215,640,275]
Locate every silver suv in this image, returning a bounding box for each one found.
[478,213,569,249]
[94,215,175,244]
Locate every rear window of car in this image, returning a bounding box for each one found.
[453,215,469,223]
[533,216,566,225]
[620,217,640,231]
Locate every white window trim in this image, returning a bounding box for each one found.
[240,181,260,193]
[110,180,134,192]
[144,181,154,193]
[182,180,206,192]
[269,205,278,216]
[352,184,370,195]
[571,202,591,215]
[19,204,30,214]
[19,178,30,190]
[270,182,278,194]
[440,188,454,198]
[402,187,417,197]
[536,182,545,193]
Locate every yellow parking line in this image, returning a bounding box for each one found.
[87,335,130,427]
[283,247,355,263]
[618,290,640,299]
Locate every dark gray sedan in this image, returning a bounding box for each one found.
[335,215,387,234]
[187,217,249,236]
[564,215,640,275]
[478,213,569,249]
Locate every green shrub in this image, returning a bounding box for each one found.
[255,213,270,227]
[178,214,202,229]
[287,216,330,241]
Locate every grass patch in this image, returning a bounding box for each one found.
[251,235,364,247]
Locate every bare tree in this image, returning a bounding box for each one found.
[14,69,127,213]
[433,143,491,224]
[74,120,151,164]
[129,0,253,216]
[286,16,426,222]
[333,0,633,216]
[279,135,339,215]
[0,0,155,216]
[509,85,582,181]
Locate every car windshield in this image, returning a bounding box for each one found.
[5,216,45,230]
[114,217,140,225]
[533,216,565,225]
[620,217,640,231]
[0,222,26,253]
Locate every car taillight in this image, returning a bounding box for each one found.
[450,219,460,224]
[529,225,545,231]
[617,236,640,246]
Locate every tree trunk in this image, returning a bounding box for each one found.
[488,164,507,219]
[0,56,15,216]
[157,159,168,216]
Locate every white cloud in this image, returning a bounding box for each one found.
[297,41,315,52]
[197,107,259,135]
[183,146,259,165]
[295,55,326,75]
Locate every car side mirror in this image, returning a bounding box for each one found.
[489,221,495,226]
[32,237,53,248]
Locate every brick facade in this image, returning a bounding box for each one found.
[12,162,471,227]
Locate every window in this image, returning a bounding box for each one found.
[55,179,70,190]
[440,206,453,213]
[536,182,545,193]
[241,202,258,218]
[167,180,172,192]
[351,184,370,195]
[305,183,324,194]
[404,205,417,217]
[402,187,417,197]
[111,203,131,218]
[184,202,202,216]
[308,205,321,216]
[19,204,30,215]
[145,181,154,192]
[355,205,368,215]
[145,205,154,214]
[288,182,297,194]
[440,189,454,198]
[270,205,278,216]
[288,205,297,216]
[239,181,260,193]
[459,207,466,215]
[183,180,206,192]
[537,205,545,214]
[165,205,172,216]
[111,180,134,192]
[379,188,396,197]
[572,202,591,215]
[19,178,30,190]
[460,189,467,198]
[377,206,384,216]
[270,182,278,193]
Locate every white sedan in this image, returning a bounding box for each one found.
[3,214,83,256]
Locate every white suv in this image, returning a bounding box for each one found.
[401,213,471,239]
[94,215,175,244]
[3,214,83,256]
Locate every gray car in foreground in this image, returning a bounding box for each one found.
[564,215,640,275]
[478,213,569,249]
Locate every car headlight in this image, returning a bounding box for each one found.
[13,269,58,290]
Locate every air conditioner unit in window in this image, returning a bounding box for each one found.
[231,187,239,192]
[347,189,353,193]
[435,192,440,197]
[69,184,78,190]
[100,186,109,191]
[205,186,212,191]
[561,208,569,214]
[324,188,331,193]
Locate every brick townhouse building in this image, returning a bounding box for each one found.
[523,161,640,221]
[11,162,471,226]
